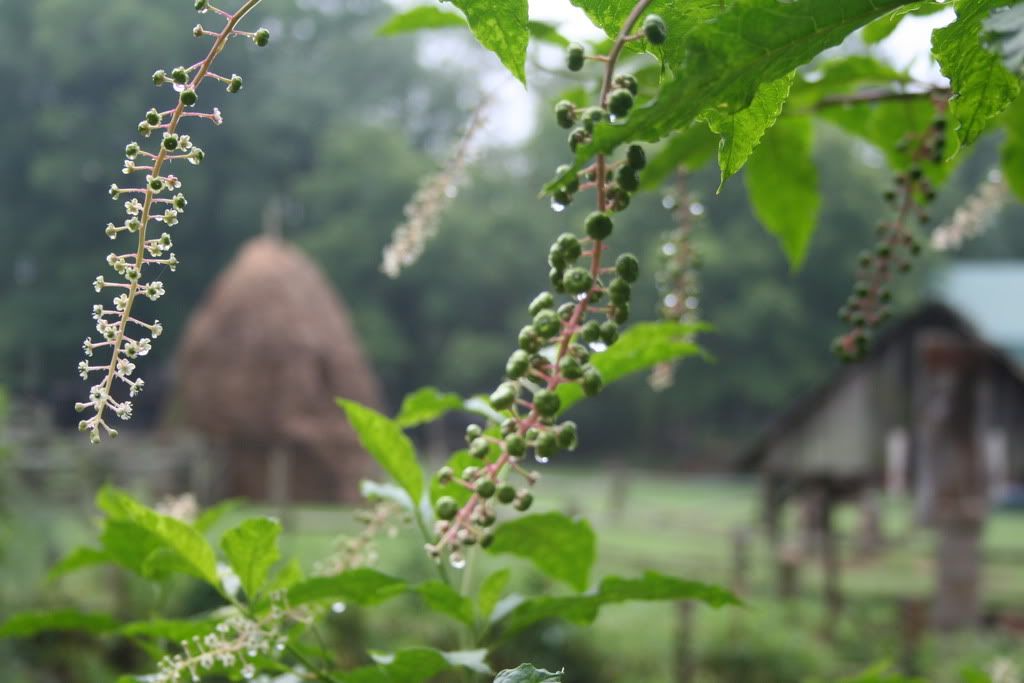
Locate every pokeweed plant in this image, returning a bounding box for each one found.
[6,0,1024,681]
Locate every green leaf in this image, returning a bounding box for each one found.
[984,4,1024,75]
[492,571,738,640]
[478,568,511,620]
[568,0,725,54]
[338,399,424,506]
[546,0,919,192]
[395,386,464,428]
[744,116,820,268]
[862,1,947,44]
[193,498,242,533]
[416,580,475,625]
[788,56,911,108]
[703,71,795,188]
[557,321,708,412]
[341,647,491,683]
[0,610,117,638]
[48,546,109,580]
[933,0,1021,147]
[527,21,569,47]
[1002,96,1024,198]
[494,664,564,683]
[267,558,306,593]
[96,486,219,587]
[287,568,407,607]
[487,512,595,592]
[446,0,529,84]
[378,5,468,35]
[221,517,281,599]
[360,479,416,512]
[119,617,220,642]
[639,123,719,190]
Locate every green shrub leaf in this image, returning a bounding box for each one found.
[339,399,424,506]
[221,517,281,600]
[447,0,529,84]
[862,1,947,44]
[378,6,468,35]
[745,116,820,268]
[0,609,117,638]
[486,512,595,592]
[395,386,464,428]
[416,581,475,625]
[1002,96,1024,198]
[341,647,491,682]
[984,4,1024,77]
[287,568,407,606]
[638,124,719,191]
[478,568,511,620]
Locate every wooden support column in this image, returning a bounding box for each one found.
[820,488,841,639]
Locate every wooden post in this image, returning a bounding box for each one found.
[673,600,696,683]
[913,332,989,630]
[898,598,929,675]
[820,489,842,639]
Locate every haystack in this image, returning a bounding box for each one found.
[174,236,383,502]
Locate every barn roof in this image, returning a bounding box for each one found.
[738,300,1024,472]
[934,262,1024,364]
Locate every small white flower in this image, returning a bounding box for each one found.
[113,293,129,310]
[212,107,223,125]
[93,276,106,292]
[78,361,91,380]
[129,378,145,397]
[150,320,164,338]
[116,358,136,377]
[143,281,165,301]
[125,198,144,216]
[82,337,95,357]
[163,210,179,226]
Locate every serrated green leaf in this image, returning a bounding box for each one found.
[47,546,109,580]
[704,72,795,188]
[528,20,569,47]
[96,486,219,587]
[545,0,918,193]
[984,3,1024,75]
[0,609,117,638]
[1002,96,1024,198]
[341,647,490,683]
[639,124,718,190]
[416,580,475,625]
[339,399,424,506]
[487,512,595,592]
[395,386,463,428]
[119,617,219,642]
[193,498,242,533]
[478,568,511,620]
[568,0,725,55]
[287,568,406,607]
[557,321,708,412]
[862,1,947,44]
[445,0,529,84]
[267,557,305,593]
[491,571,738,640]
[745,116,820,268]
[221,517,281,600]
[377,5,468,35]
[494,663,564,683]
[933,0,1021,147]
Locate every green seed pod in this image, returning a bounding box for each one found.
[436,496,458,521]
[535,431,557,457]
[582,366,603,396]
[462,466,480,481]
[518,325,543,353]
[581,106,605,133]
[642,14,668,44]
[549,245,567,270]
[585,211,613,240]
[555,100,576,129]
[171,66,188,84]
[500,418,517,436]
[162,134,179,151]
[506,349,530,379]
[626,144,647,170]
[533,389,561,417]
[180,88,198,106]
[533,310,561,338]
[549,267,566,293]
[568,127,588,152]
[506,434,526,457]
[556,165,580,194]
[615,253,640,282]
[614,74,638,96]
[497,485,516,504]
[553,189,573,207]
[146,108,162,126]
[514,492,534,511]
[529,291,555,316]
[227,75,243,93]
[580,320,601,343]
[438,466,454,485]
[476,480,496,498]
[525,427,539,442]
[608,277,631,305]
[149,177,164,192]
[600,320,620,345]
[152,69,168,85]
[470,437,490,459]
[562,267,593,295]
[607,186,631,212]
[465,424,483,442]
[489,382,518,410]
[557,302,576,321]
[607,88,634,118]
[617,166,640,192]
[559,355,583,380]
[556,421,578,450]
[566,42,585,71]
[138,121,153,136]
[556,232,582,260]
[611,303,630,325]
[480,531,495,547]
[254,27,271,47]
[125,142,140,158]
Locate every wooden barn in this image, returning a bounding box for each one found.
[740,263,1024,629]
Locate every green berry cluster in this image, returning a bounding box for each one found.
[832,116,945,361]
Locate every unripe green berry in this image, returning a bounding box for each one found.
[568,127,587,152]
[437,466,454,485]
[549,267,565,293]
[138,121,153,136]
[615,253,640,282]
[180,88,198,106]
[626,144,647,170]
[228,74,243,93]
[559,355,583,380]
[436,496,458,521]
[608,277,631,305]
[566,43,585,71]
[562,267,593,295]
[556,421,578,450]
[617,166,639,192]
[480,531,495,547]
[146,108,162,126]
[611,303,630,325]
[518,325,543,353]
[476,480,496,498]
[162,135,179,151]
[533,389,561,417]
[582,367,603,396]
[528,291,554,316]
[580,320,601,343]
[533,309,561,338]
[152,69,167,85]
[254,27,271,47]
[506,434,526,456]
[555,165,580,194]
[149,177,164,192]
[194,0,209,10]
[506,349,531,379]
[557,302,575,321]
[599,320,620,345]
[548,245,567,270]
[497,485,516,504]
[555,100,576,129]
[585,211,613,240]
[489,382,518,410]
[171,66,188,84]
[556,233,582,261]
[462,466,480,481]
[614,74,638,96]
[553,189,573,207]
[607,185,631,212]
[642,14,668,44]
[125,142,140,158]
[581,106,605,133]
[470,437,490,459]
[514,492,534,511]
[536,431,557,457]
[607,88,634,118]
[525,427,539,442]
[465,424,483,442]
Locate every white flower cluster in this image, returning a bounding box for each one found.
[312,501,402,576]
[930,169,1008,252]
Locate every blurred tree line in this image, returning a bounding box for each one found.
[1,0,1021,461]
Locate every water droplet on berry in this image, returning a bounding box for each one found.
[661,243,677,256]
[661,195,676,210]
[663,293,679,309]
[550,197,567,212]
[535,454,549,464]
[449,552,466,569]
[331,601,347,614]
[173,83,187,93]
[608,114,618,123]
[689,201,705,216]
